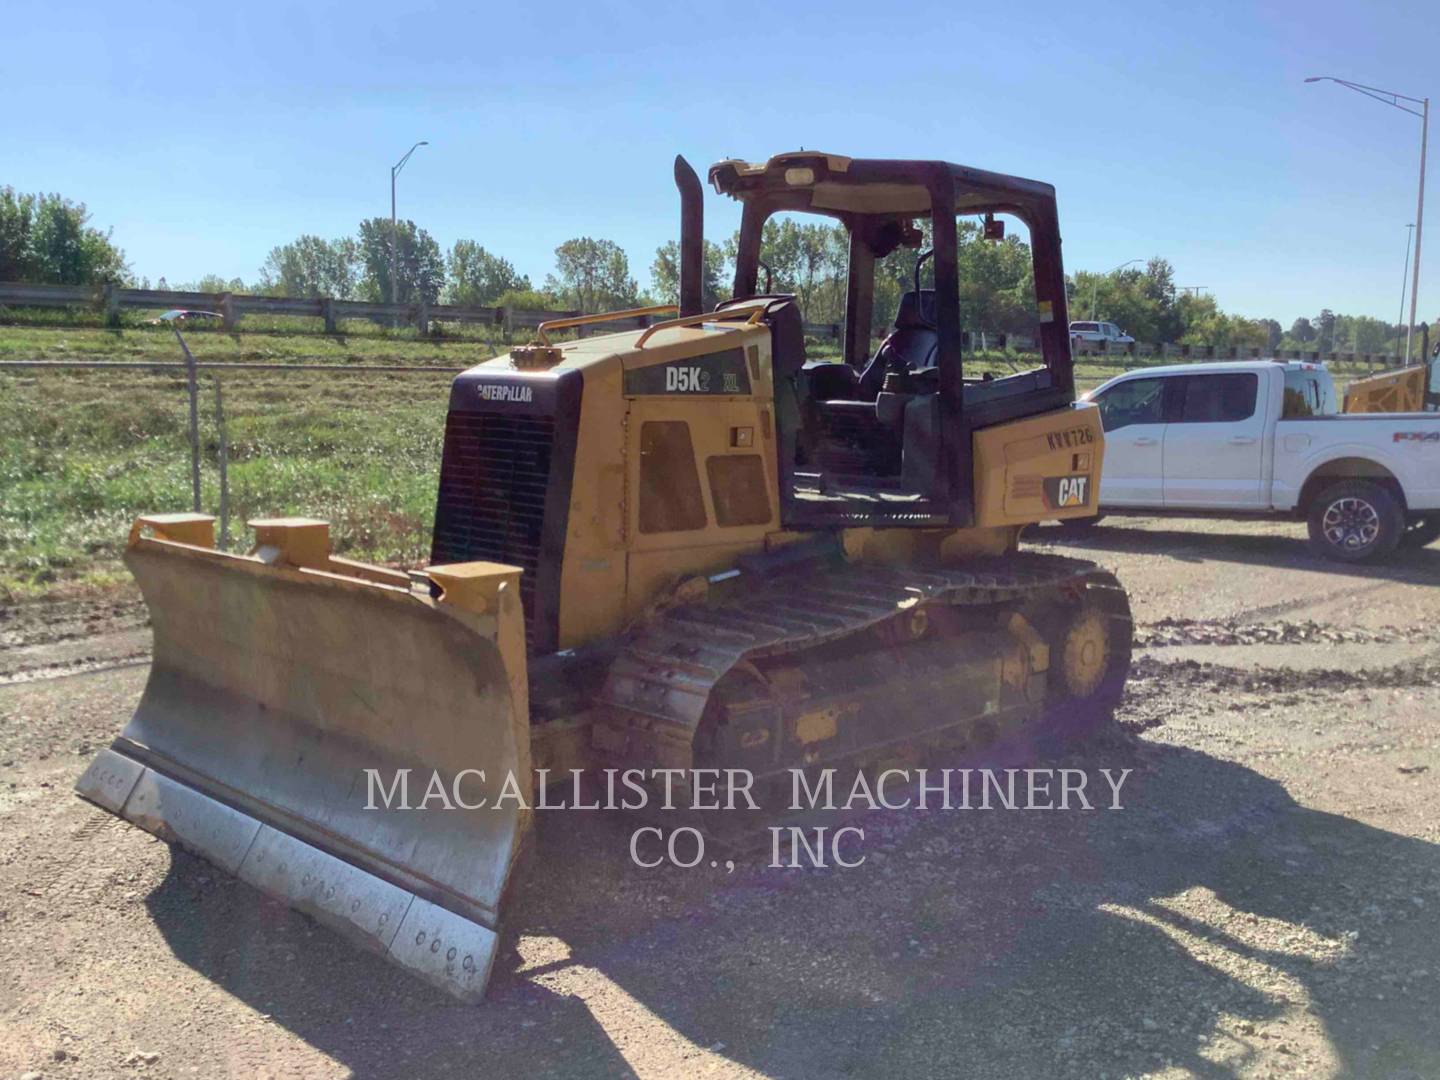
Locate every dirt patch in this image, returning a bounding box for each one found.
[1135,616,1433,648]
[2,518,1440,1078]
[0,590,150,686]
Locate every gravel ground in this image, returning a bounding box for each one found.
[1,515,1438,1080]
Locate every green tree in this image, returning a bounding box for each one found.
[545,238,639,312]
[873,221,934,337]
[956,224,1035,337]
[357,218,445,305]
[1175,293,1268,349]
[650,239,729,311]
[0,189,35,281]
[1142,259,1181,341]
[1067,259,1170,341]
[1289,317,1316,343]
[0,187,129,285]
[493,286,557,312]
[177,274,248,294]
[1314,309,1337,353]
[258,235,360,298]
[445,241,530,306]
[729,217,848,323]
[1333,314,1392,353]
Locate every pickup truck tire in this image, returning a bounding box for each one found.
[1400,515,1440,549]
[1306,480,1404,563]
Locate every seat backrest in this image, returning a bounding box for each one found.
[894,289,936,331]
[763,297,808,381]
[854,291,939,400]
[713,295,806,381]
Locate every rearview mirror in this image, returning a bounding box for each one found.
[983,214,1004,241]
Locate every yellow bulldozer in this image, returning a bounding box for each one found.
[78,151,1133,1001]
[1342,347,1440,413]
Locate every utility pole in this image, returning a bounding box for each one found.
[1307,78,1427,362]
[1415,99,1429,363]
[1397,224,1415,363]
[390,141,429,310]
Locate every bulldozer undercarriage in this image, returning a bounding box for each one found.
[588,553,1132,821]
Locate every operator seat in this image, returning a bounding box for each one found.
[799,290,941,481]
[854,289,939,401]
[804,289,939,405]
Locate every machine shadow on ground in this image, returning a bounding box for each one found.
[140,730,1440,1079]
[1032,521,1440,586]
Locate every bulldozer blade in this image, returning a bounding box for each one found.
[76,515,531,1002]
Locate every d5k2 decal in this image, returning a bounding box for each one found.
[624,348,751,396]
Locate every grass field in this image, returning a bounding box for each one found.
[0,311,510,363]
[0,318,1364,599]
[0,321,507,598]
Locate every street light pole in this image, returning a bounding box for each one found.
[1092,258,1143,319]
[1306,77,1428,362]
[1397,224,1415,364]
[1414,99,1429,363]
[389,140,429,309]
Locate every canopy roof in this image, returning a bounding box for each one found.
[707,151,1056,219]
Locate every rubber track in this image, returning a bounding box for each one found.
[596,552,1119,736]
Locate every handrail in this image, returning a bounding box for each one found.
[536,304,678,345]
[634,304,768,349]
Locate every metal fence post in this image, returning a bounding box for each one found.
[322,298,337,334]
[173,327,202,512]
[213,376,230,550]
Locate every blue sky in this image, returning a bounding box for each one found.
[6,0,1435,327]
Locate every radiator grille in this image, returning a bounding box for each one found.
[431,410,555,641]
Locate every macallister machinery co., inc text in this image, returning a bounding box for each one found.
[364,766,1134,869]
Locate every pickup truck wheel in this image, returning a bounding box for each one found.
[1401,515,1440,549]
[1306,480,1404,563]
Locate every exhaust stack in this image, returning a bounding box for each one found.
[673,155,703,316]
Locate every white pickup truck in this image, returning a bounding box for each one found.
[1078,360,1440,562]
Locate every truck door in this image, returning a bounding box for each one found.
[1162,372,1265,508]
[1092,375,1168,505]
